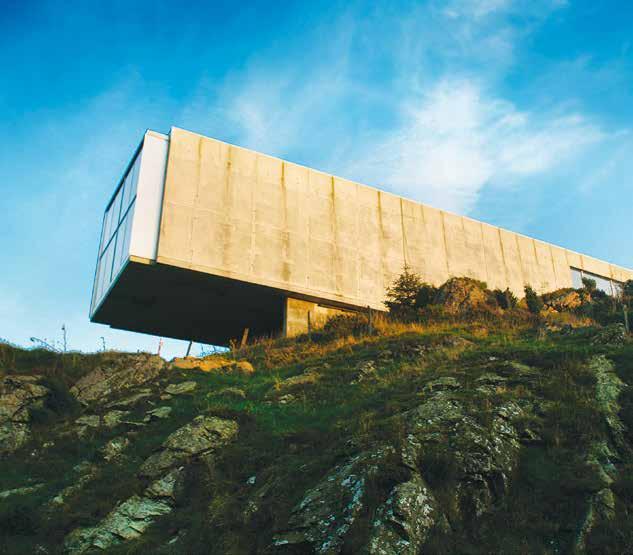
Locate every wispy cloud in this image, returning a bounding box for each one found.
[347,78,604,213]
[180,1,607,216]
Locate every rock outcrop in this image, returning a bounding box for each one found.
[64,416,238,553]
[433,278,491,314]
[273,385,526,553]
[0,374,49,455]
[70,353,166,405]
[171,356,254,374]
[140,415,239,478]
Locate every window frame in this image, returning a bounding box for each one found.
[90,139,144,315]
[570,266,622,297]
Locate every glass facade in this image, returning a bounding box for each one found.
[570,267,622,296]
[91,147,142,313]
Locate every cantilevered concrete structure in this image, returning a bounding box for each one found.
[90,127,633,345]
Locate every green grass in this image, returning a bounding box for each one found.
[2,316,633,553]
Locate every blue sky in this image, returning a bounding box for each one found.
[1,0,632,358]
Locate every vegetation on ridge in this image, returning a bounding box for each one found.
[1,274,633,554]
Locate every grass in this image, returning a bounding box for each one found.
[2,310,633,553]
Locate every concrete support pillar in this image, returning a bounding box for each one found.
[283,297,352,337]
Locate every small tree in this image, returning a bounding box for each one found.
[524,286,544,315]
[385,266,437,320]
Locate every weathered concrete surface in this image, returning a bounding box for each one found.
[158,128,633,309]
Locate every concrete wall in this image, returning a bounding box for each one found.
[156,127,633,315]
[284,298,353,337]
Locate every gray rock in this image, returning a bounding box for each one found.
[0,375,49,423]
[48,463,99,508]
[277,394,297,405]
[273,447,395,552]
[75,411,130,436]
[64,495,172,553]
[274,384,527,552]
[368,473,438,555]
[145,467,185,502]
[63,417,235,553]
[0,375,49,455]
[106,389,153,409]
[591,323,629,346]
[0,422,30,455]
[139,416,238,478]
[165,381,197,395]
[351,360,377,384]
[475,373,507,386]
[143,406,172,422]
[573,356,627,551]
[75,414,100,428]
[424,376,460,392]
[103,410,129,428]
[100,437,131,462]
[0,483,44,500]
[70,353,166,405]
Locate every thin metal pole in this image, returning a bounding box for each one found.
[185,340,193,357]
[624,305,630,334]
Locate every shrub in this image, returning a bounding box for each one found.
[524,286,544,315]
[320,313,369,338]
[42,377,81,416]
[29,377,80,425]
[416,284,438,310]
[494,288,518,310]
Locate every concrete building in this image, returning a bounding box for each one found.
[90,127,633,345]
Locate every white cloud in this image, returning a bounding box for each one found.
[443,0,512,19]
[346,79,604,213]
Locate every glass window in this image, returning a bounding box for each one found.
[112,204,132,279]
[571,268,583,289]
[571,267,621,296]
[119,203,135,267]
[91,256,103,311]
[111,185,124,229]
[122,154,140,215]
[92,143,144,312]
[592,274,613,294]
[613,281,624,298]
[101,205,114,253]
[101,241,115,295]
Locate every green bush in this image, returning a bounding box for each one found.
[524,286,544,315]
[29,377,80,426]
[320,313,369,338]
[41,377,80,416]
[494,288,518,310]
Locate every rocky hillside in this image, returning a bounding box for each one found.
[1,314,633,553]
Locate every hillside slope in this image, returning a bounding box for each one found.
[1,317,633,554]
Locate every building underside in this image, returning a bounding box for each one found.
[91,259,349,346]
